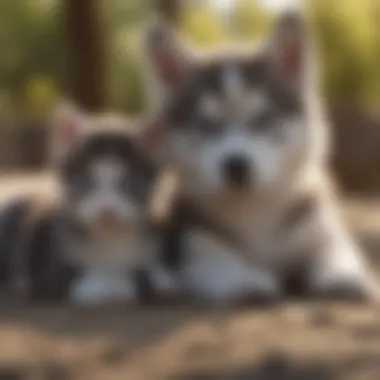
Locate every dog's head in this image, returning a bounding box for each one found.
[50,103,155,236]
[142,12,320,201]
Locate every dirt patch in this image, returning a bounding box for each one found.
[0,302,379,379]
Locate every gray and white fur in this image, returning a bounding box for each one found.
[141,11,380,305]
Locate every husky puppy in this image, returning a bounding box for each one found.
[0,104,174,306]
[140,11,380,304]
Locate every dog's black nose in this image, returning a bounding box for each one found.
[222,155,251,188]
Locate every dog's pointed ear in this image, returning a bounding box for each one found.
[50,101,87,163]
[143,14,190,98]
[268,11,308,89]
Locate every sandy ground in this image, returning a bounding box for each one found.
[0,173,380,379]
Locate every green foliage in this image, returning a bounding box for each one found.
[109,25,147,114]
[182,3,226,46]
[308,0,380,104]
[0,0,65,122]
[106,0,150,114]
[231,0,273,41]
[0,0,379,123]
[24,75,59,118]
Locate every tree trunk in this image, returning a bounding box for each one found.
[156,0,182,25]
[65,0,107,111]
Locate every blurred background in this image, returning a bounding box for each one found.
[0,2,380,379]
[0,0,380,194]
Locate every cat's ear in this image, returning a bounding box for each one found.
[268,11,309,90]
[136,116,168,162]
[49,101,88,163]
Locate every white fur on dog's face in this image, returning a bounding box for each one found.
[165,66,308,198]
[144,13,311,200]
[171,121,305,197]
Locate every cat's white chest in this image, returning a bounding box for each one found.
[62,234,148,307]
[64,234,147,270]
[69,269,136,307]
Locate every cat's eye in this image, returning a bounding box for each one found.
[119,174,132,193]
[120,173,145,200]
[70,174,92,196]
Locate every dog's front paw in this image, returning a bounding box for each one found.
[309,241,380,303]
[195,268,282,308]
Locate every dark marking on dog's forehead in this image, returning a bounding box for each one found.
[187,55,268,94]
[164,53,301,125]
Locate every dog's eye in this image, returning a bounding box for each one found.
[198,115,221,136]
[192,112,221,136]
[251,109,276,130]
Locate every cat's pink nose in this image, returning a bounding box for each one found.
[97,208,120,226]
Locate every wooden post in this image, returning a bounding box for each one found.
[65,0,107,111]
[156,0,182,25]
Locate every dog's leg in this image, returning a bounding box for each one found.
[308,209,380,302]
[181,231,281,305]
